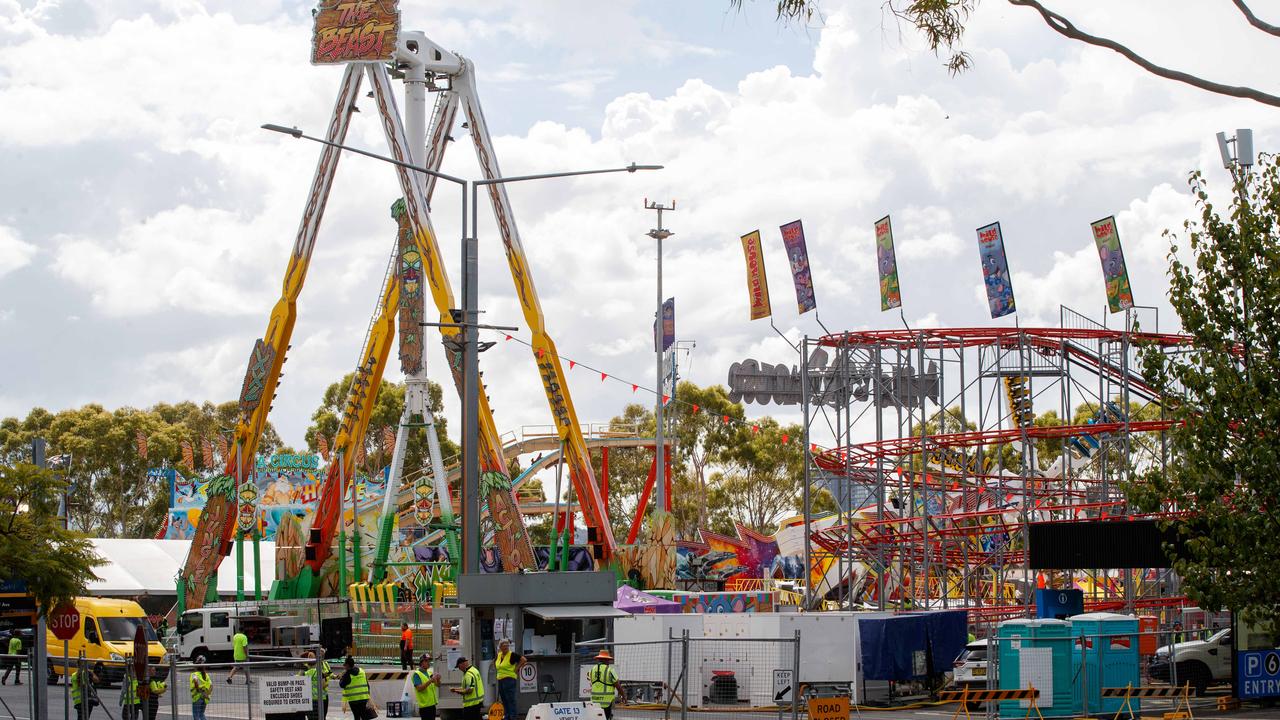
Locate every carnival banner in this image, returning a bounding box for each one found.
[779,220,817,314]
[312,0,401,65]
[976,221,1016,319]
[660,297,675,352]
[1090,215,1135,313]
[874,215,902,311]
[740,230,772,320]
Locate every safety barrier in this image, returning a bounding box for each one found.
[938,685,1042,720]
[1101,683,1193,720]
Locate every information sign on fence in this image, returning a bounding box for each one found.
[259,676,313,713]
[519,662,538,693]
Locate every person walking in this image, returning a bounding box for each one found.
[588,651,620,720]
[71,664,100,720]
[120,671,142,720]
[450,657,484,720]
[2,630,22,685]
[410,653,440,720]
[493,640,526,720]
[300,651,332,720]
[146,671,168,720]
[400,623,414,671]
[190,662,212,720]
[339,656,371,720]
[226,629,250,684]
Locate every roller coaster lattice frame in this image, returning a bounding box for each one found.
[799,304,1193,620]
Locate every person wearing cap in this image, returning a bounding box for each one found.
[494,639,527,720]
[588,650,620,720]
[189,662,212,720]
[450,656,484,720]
[339,655,371,720]
[411,653,441,720]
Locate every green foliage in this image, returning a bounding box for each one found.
[304,373,459,481]
[0,401,283,537]
[1132,158,1280,632]
[0,463,105,613]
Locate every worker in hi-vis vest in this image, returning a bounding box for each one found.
[493,639,527,720]
[189,663,212,720]
[450,656,485,720]
[589,650,621,720]
[339,656,372,720]
[411,653,441,720]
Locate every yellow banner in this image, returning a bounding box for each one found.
[740,230,772,320]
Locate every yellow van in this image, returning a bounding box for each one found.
[45,597,167,685]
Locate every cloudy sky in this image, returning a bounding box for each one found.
[2,0,1278,450]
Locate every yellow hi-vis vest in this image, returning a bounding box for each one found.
[342,668,370,703]
[495,652,518,681]
[190,672,212,702]
[461,666,484,707]
[121,677,140,706]
[412,667,438,708]
[71,671,86,706]
[303,661,332,701]
[589,664,618,707]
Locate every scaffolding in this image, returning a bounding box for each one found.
[799,306,1192,620]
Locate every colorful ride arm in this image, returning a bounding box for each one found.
[177,65,365,610]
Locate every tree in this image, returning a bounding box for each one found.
[669,383,744,531]
[0,463,104,612]
[737,0,1280,107]
[709,418,805,535]
[1132,156,1280,632]
[304,373,459,481]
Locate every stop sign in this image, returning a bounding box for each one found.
[49,604,80,641]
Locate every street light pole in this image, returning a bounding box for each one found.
[261,123,660,575]
[645,200,675,514]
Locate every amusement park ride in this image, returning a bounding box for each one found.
[171,10,1201,626]
[176,27,622,610]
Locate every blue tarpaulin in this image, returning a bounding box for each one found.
[858,610,968,681]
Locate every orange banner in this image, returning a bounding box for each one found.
[740,230,771,320]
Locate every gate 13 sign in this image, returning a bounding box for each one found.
[312,0,401,65]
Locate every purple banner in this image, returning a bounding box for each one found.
[654,297,674,352]
[976,221,1016,319]
[779,219,816,314]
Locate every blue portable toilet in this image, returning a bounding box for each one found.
[997,619,1079,717]
[1036,588,1084,619]
[1070,612,1141,716]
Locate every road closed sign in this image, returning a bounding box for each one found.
[807,696,849,720]
[259,676,313,713]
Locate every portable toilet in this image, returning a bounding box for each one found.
[997,619,1078,717]
[1070,612,1141,716]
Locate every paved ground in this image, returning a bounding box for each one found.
[1,667,1278,720]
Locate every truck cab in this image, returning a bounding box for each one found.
[175,607,240,664]
[1150,628,1233,695]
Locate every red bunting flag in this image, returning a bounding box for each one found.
[782,434,789,444]
[722,415,730,424]
[601,372,607,382]
[631,384,638,393]
[663,395,670,404]
[692,404,700,413]
[569,360,576,369]
[505,334,512,341]
[751,425,759,433]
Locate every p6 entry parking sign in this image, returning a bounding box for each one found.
[1238,650,1280,699]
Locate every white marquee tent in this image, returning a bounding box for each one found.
[87,539,277,596]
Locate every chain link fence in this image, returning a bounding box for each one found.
[573,634,801,720]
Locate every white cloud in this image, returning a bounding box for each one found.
[0,226,36,277]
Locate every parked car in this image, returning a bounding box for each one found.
[1150,628,1232,696]
[951,641,994,707]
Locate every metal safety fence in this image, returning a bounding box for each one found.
[574,634,801,720]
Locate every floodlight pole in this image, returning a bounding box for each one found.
[646,200,675,514]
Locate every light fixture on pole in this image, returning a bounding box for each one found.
[262,122,661,574]
[645,198,675,514]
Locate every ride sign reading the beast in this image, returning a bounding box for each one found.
[312,0,400,65]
